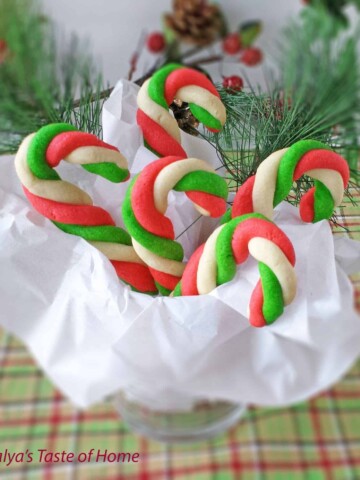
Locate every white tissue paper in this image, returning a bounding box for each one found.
[0,79,360,410]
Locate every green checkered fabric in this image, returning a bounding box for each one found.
[1,187,359,480]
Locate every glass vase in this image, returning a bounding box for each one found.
[114,391,246,443]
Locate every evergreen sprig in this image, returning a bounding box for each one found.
[0,0,108,154]
[203,6,360,199]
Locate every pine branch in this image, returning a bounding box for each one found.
[0,0,108,154]
[201,8,360,203]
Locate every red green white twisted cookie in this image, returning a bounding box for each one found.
[137,63,226,158]
[229,140,350,223]
[173,213,297,328]
[122,155,229,295]
[15,123,157,294]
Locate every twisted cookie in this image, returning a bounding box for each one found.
[173,213,297,327]
[137,63,226,158]
[230,140,350,223]
[15,123,157,293]
[122,155,229,295]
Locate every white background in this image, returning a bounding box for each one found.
[44,0,302,85]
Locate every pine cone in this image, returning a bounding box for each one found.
[165,0,224,46]
[170,99,200,135]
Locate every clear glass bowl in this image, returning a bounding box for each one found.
[114,392,246,443]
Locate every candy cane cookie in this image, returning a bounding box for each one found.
[173,213,297,328]
[229,140,350,223]
[15,123,157,293]
[137,63,226,158]
[122,155,229,295]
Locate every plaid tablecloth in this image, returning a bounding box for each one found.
[1,190,360,480]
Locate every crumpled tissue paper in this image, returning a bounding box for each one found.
[0,79,359,410]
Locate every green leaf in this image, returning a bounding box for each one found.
[238,20,262,48]
[162,13,177,44]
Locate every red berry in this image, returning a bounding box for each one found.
[0,39,7,52]
[240,47,263,66]
[0,39,8,64]
[223,33,242,55]
[147,32,165,53]
[222,75,244,92]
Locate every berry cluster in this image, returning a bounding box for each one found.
[221,31,263,93]
[223,32,262,67]
[145,27,263,95]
